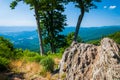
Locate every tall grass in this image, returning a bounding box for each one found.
[40,57,55,72]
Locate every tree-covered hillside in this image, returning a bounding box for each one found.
[88,31,120,46]
[0,26,120,52]
[108,31,120,44]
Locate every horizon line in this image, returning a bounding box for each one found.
[0,25,120,28]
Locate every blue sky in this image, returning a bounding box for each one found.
[0,0,120,27]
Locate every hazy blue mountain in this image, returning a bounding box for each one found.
[0,30,39,51]
[0,26,120,51]
[63,26,120,41]
[0,26,36,33]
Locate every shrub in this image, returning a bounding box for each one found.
[47,53,62,59]
[13,48,24,59]
[40,57,55,72]
[108,31,120,44]
[23,49,39,57]
[58,48,65,54]
[0,37,14,59]
[27,55,44,62]
[0,56,10,71]
[21,50,44,62]
[65,32,82,47]
[87,40,100,46]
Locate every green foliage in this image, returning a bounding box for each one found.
[24,55,44,62]
[68,0,101,12]
[58,48,66,54]
[0,37,13,49]
[13,48,24,59]
[20,49,44,62]
[47,52,63,59]
[66,0,101,41]
[23,49,38,57]
[10,0,67,54]
[10,0,19,9]
[87,31,120,45]
[0,37,15,71]
[30,55,43,62]
[0,36,59,72]
[0,56,10,71]
[40,57,55,72]
[41,1,67,53]
[87,39,100,46]
[65,32,74,45]
[65,32,82,46]
[10,0,47,55]
[0,37,14,59]
[108,31,120,44]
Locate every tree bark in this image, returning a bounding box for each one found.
[34,5,44,56]
[73,8,85,42]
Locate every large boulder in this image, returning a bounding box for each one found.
[59,38,120,80]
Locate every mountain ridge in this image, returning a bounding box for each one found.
[0,26,120,51]
[0,25,120,33]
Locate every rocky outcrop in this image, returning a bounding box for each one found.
[59,38,120,80]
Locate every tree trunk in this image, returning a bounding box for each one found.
[34,5,44,56]
[73,9,85,42]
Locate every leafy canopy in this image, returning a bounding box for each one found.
[65,0,101,12]
[10,0,61,11]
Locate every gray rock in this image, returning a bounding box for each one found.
[59,38,120,80]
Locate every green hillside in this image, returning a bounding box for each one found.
[88,31,120,45]
[108,31,120,44]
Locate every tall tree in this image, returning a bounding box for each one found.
[67,0,101,42]
[10,0,48,55]
[41,1,67,53]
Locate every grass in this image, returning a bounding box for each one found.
[9,60,43,79]
[87,39,100,46]
[47,53,63,59]
[0,36,64,79]
[0,36,63,79]
[8,50,62,79]
[40,57,55,72]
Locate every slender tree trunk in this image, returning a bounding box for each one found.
[73,9,85,42]
[34,5,44,56]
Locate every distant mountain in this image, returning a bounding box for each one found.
[0,30,39,52]
[62,26,120,41]
[0,26,36,33]
[0,26,120,51]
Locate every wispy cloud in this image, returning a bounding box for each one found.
[109,6,116,9]
[103,5,117,10]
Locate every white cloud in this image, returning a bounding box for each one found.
[109,6,116,9]
[103,6,107,9]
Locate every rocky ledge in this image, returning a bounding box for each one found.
[59,38,120,80]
